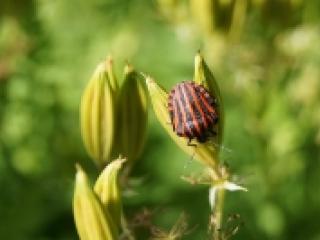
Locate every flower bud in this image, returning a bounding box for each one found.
[94,157,126,229]
[146,80,212,168]
[117,64,148,163]
[73,164,118,240]
[194,52,224,152]
[145,52,223,169]
[80,59,117,167]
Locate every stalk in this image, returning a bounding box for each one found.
[213,188,225,240]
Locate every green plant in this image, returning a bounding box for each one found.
[74,53,246,240]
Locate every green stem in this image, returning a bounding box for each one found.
[213,188,225,240]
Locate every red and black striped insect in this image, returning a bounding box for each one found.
[168,81,218,145]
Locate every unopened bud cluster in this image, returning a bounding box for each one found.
[80,57,148,167]
[73,158,125,240]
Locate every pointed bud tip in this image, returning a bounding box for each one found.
[75,163,87,184]
[117,155,127,164]
[145,76,154,85]
[75,163,82,172]
[195,52,203,65]
[90,56,115,78]
[94,56,113,75]
[113,156,127,169]
[96,63,105,73]
[124,63,134,74]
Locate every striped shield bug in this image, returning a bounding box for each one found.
[168,81,218,145]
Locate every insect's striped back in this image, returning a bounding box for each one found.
[168,81,218,142]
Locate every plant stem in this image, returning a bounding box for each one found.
[213,188,225,240]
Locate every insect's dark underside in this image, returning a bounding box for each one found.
[168,81,218,143]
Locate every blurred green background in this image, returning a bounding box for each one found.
[0,0,320,239]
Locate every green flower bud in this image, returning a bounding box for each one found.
[94,157,126,230]
[73,164,118,240]
[80,59,117,167]
[145,53,223,169]
[194,52,224,152]
[118,64,148,163]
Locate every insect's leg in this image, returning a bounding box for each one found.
[184,149,196,171]
[183,139,197,171]
[187,138,197,147]
[208,129,217,137]
[214,115,219,124]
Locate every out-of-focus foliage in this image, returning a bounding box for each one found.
[0,0,319,239]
